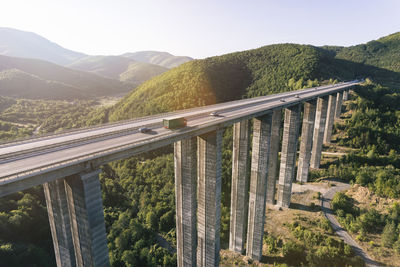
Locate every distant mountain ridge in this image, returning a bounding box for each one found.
[122,51,193,69]
[0,54,131,100]
[0,27,193,100]
[67,55,168,86]
[0,27,87,66]
[0,27,193,69]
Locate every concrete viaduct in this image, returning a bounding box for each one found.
[0,81,356,266]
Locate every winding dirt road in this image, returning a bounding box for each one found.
[321,181,380,267]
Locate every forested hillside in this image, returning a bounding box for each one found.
[334,32,400,73]
[105,43,400,122]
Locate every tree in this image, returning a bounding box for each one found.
[382,222,397,247]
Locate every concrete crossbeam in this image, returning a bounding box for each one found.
[277,105,301,208]
[246,114,272,261]
[44,179,76,267]
[323,94,337,144]
[266,109,282,205]
[334,92,343,119]
[310,96,329,169]
[64,170,110,267]
[197,130,223,267]
[296,100,317,183]
[175,137,198,267]
[229,121,250,254]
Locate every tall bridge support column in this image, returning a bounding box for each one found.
[197,130,223,267]
[175,137,197,267]
[296,100,317,183]
[310,96,328,169]
[343,90,349,101]
[334,92,343,119]
[44,179,76,267]
[229,120,250,254]
[246,114,272,261]
[64,170,110,267]
[266,109,282,205]
[277,105,301,208]
[323,94,337,144]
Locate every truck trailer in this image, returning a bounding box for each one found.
[163,117,187,129]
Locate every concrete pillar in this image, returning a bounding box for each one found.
[310,96,329,169]
[277,105,301,208]
[334,92,343,119]
[323,94,337,144]
[64,170,110,267]
[197,130,223,267]
[44,179,76,267]
[246,114,272,261]
[229,120,250,254]
[266,109,282,204]
[175,137,197,267]
[296,100,317,183]
[343,90,349,101]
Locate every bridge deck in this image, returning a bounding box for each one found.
[0,81,358,197]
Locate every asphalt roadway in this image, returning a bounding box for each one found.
[0,81,359,196]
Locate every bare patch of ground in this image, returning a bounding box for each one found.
[347,184,397,214]
[220,181,336,266]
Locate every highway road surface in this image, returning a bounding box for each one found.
[0,81,359,196]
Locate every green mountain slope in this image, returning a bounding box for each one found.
[122,51,193,69]
[0,27,87,66]
[107,43,400,121]
[119,61,168,84]
[68,55,168,85]
[334,32,400,72]
[0,69,87,100]
[0,55,131,99]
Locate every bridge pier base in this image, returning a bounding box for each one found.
[175,137,198,267]
[266,109,282,205]
[246,114,272,261]
[343,90,349,101]
[64,170,110,267]
[310,96,329,169]
[229,121,250,254]
[277,105,301,207]
[44,179,76,267]
[335,92,343,119]
[296,100,317,183]
[197,131,222,267]
[323,94,337,144]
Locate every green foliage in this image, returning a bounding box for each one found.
[279,218,365,266]
[0,98,101,142]
[0,188,55,266]
[332,192,357,215]
[106,42,398,122]
[382,222,397,247]
[103,154,177,267]
[335,32,400,73]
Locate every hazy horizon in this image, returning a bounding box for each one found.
[1,0,400,59]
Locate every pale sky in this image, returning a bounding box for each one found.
[1,0,399,59]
